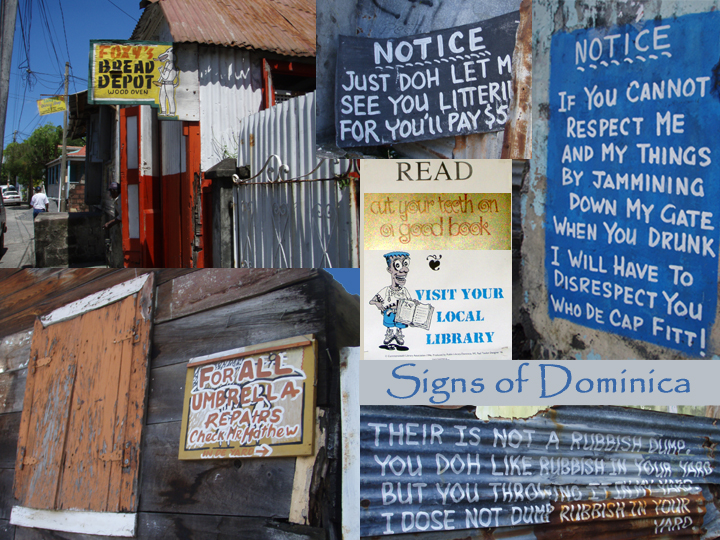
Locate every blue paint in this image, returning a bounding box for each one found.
[545,13,720,357]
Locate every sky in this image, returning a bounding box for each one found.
[325,269,359,296]
[4,0,141,147]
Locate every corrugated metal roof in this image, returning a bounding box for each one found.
[360,406,720,539]
[138,0,315,58]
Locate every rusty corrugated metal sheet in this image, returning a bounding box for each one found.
[501,0,532,159]
[361,406,720,539]
[139,0,315,58]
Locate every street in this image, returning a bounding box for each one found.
[0,204,34,267]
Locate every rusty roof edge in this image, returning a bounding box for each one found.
[144,0,315,57]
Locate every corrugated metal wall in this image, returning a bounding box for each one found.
[198,46,263,172]
[233,92,357,268]
[360,406,720,539]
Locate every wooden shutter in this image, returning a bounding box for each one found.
[14,273,154,513]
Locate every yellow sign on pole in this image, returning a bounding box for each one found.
[88,40,180,119]
[37,96,66,116]
[178,335,317,460]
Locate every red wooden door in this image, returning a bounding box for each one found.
[120,107,142,267]
[160,120,202,268]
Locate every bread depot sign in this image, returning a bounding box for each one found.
[88,40,181,118]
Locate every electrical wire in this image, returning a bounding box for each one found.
[104,0,139,23]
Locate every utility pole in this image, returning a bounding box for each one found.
[58,62,69,212]
[0,0,19,169]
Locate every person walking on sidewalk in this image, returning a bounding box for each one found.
[30,186,49,219]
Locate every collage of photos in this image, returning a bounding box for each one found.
[0,0,719,539]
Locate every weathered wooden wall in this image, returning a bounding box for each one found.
[0,269,359,540]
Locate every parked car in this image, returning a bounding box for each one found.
[0,195,6,251]
[2,190,22,206]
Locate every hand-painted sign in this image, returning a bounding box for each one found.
[360,406,720,537]
[545,12,720,356]
[88,41,181,119]
[335,11,519,147]
[37,96,66,116]
[179,335,316,459]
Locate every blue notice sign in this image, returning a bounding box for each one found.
[546,13,720,356]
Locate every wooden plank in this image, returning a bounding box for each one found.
[56,299,132,512]
[151,279,326,369]
[340,348,360,540]
[0,270,142,339]
[14,318,80,509]
[154,269,198,286]
[289,408,326,525]
[116,273,155,512]
[153,269,318,323]
[10,507,135,537]
[0,468,19,521]
[106,297,138,513]
[0,329,33,373]
[186,335,312,367]
[0,370,26,415]
[324,272,360,351]
[138,421,295,517]
[0,413,21,468]
[0,518,12,540]
[12,513,324,540]
[320,273,360,409]
[0,328,32,412]
[146,363,187,425]
[57,273,154,514]
[40,274,151,327]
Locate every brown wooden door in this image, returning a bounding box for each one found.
[14,274,155,512]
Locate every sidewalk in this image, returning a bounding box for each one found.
[0,205,35,267]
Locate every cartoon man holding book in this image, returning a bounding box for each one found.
[369,251,434,349]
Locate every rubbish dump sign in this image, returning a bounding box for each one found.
[360,406,717,536]
[335,11,519,147]
[179,335,316,459]
[544,13,720,356]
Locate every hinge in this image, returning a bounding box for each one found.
[23,457,38,467]
[113,329,139,344]
[36,356,52,367]
[99,450,123,462]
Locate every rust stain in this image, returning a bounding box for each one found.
[501,0,532,159]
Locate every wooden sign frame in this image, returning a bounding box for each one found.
[179,335,317,460]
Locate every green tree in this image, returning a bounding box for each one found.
[3,125,63,199]
[3,125,85,201]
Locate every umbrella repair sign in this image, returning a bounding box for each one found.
[178,335,317,460]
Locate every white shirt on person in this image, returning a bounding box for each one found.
[30,192,49,210]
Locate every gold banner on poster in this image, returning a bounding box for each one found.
[178,335,317,460]
[364,192,511,251]
[37,97,66,116]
